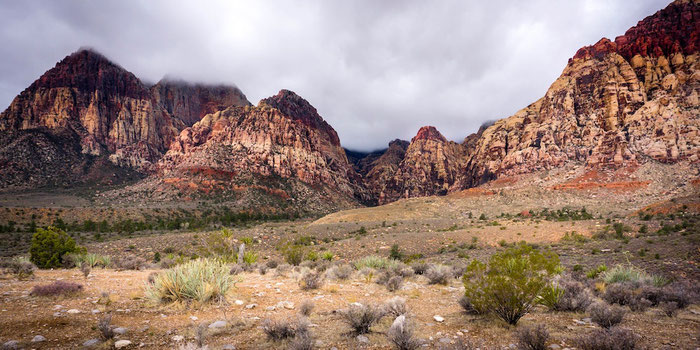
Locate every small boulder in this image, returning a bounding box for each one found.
[114,340,132,348]
[113,327,128,335]
[433,315,445,322]
[82,339,100,347]
[2,340,19,349]
[356,335,369,343]
[209,320,227,329]
[32,335,47,342]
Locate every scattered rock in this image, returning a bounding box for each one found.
[113,327,128,335]
[82,339,100,347]
[245,304,257,309]
[433,315,445,322]
[549,345,562,349]
[209,320,227,329]
[2,340,19,349]
[114,339,132,348]
[91,309,100,314]
[189,316,198,321]
[31,335,46,342]
[66,309,80,314]
[172,335,184,342]
[235,300,244,305]
[356,335,369,343]
[222,345,236,350]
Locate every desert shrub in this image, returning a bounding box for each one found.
[451,264,468,279]
[229,264,243,275]
[321,251,334,261]
[113,255,147,270]
[338,302,386,334]
[31,280,83,296]
[326,264,353,280]
[537,283,563,310]
[306,251,318,262]
[602,282,638,306]
[387,315,420,350]
[389,244,403,261]
[576,327,638,350]
[262,318,299,341]
[258,264,268,275]
[266,260,279,269]
[411,262,429,275]
[299,270,324,290]
[147,271,159,284]
[78,253,111,268]
[425,265,452,285]
[283,245,304,266]
[602,264,662,285]
[588,302,625,328]
[391,262,415,277]
[200,228,238,262]
[354,256,398,270]
[657,282,694,309]
[659,301,678,317]
[544,276,592,312]
[385,296,408,317]
[80,263,91,278]
[242,251,258,265]
[586,264,607,279]
[458,295,485,315]
[627,297,652,312]
[1,257,36,279]
[98,314,114,340]
[386,276,404,292]
[145,259,232,304]
[299,300,314,317]
[462,244,560,325]
[288,330,314,350]
[515,324,549,350]
[29,226,82,268]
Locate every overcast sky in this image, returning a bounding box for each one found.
[0,0,669,151]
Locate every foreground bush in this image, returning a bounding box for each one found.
[588,302,625,328]
[338,302,386,334]
[576,327,638,350]
[31,280,83,296]
[145,259,233,304]
[30,226,82,268]
[262,317,308,341]
[387,315,420,350]
[299,270,324,290]
[462,244,560,325]
[425,265,452,285]
[0,257,36,279]
[515,324,549,350]
[540,276,592,312]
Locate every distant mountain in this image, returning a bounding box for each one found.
[0,0,697,209]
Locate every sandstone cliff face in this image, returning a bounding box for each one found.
[461,0,699,188]
[156,90,370,203]
[150,79,251,126]
[0,49,183,172]
[375,127,467,203]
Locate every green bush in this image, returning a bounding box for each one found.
[283,245,304,266]
[29,226,82,268]
[462,244,560,325]
[389,244,403,261]
[321,251,334,261]
[242,251,258,265]
[200,228,238,262]
[145,259,233,304]
[586,264,607,279]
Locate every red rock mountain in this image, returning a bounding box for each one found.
[459,0,699,188]
[0,0,697,208]
[0,49,250,188]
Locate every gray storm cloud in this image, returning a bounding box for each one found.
[0,0,669,151]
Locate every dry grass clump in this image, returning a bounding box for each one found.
[30,280,83,296]
[576,327,638,350]
[261,317,309,341]
[384,296,408,317]
[515,324,549,350]
[338,302,386,334]
[544,276,592,312]
[588,302,625,328]
[386,275,404,292]
[387,315,420,350]
[299,270,324,290]
[298,300,314,317]
[411,262,429,275]
[425,264,452,285]
[326,264,353,280]
[113,255,147,270]
[145,259,233,304]
[0,257,36,280]
[97,314,114,340]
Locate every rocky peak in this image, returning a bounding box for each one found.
[412,126,447,142]
[572,0,699,61]
[151,79,251,126]
[260,89,340,146]
[33,48,148,99]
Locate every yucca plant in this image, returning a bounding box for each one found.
[242,251,258,265]
[537,282,564,310]
[145,259,234,305]
[354,256,398,270]
[603,265,649,284]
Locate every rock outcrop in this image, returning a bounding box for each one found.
[375,127,467,203]
[150,79,251,126]
[461,0,699,188]
[0,49,250,189]
[150,90,370,204]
